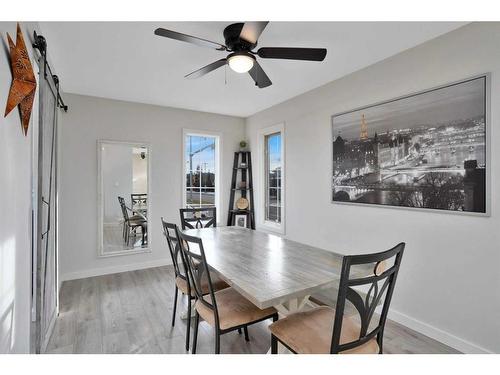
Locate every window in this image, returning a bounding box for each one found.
[265,133,282,223]
[260,123,284,233]
[183,132,220,212]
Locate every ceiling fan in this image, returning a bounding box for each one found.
[154,22,327,88]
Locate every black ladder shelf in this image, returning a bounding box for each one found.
[227,151,255,229]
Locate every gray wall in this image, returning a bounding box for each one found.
[245,22,500,353]
[59,94,245,280]
[0,22,38,353]
[102,143,133,223]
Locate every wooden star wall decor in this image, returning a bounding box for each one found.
[4,23,37,136]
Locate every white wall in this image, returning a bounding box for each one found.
[245,22,500,353]
[59,93,245,280]
[132,152,148,194]
[102,143,133,223]
[0,22,38,353]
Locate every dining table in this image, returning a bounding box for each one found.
[183,226,371,352]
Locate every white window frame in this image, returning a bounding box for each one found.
[182,129,222,223]
[258,123,285,234]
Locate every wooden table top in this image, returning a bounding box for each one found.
[184,226,363,309]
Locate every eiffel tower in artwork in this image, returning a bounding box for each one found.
[360,114,369,140]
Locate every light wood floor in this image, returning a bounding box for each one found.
[45,266,460,354]
[103,223,145,253]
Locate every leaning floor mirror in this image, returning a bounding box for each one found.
[98,140,151,257]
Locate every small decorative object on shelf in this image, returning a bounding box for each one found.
[234,214,248,228]
[236,197,249,210]
[240,162,247,168]
[239,140,248,151]
[239,181,247,189]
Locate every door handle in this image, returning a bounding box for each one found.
[41,196,51,239]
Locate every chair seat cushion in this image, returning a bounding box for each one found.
[128,217,146,224]
[195,287,277,331]
[175,275,228,297]
[269,306,379,354]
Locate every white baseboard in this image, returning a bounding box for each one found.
[60,258,172,282]
[387,308,493,354]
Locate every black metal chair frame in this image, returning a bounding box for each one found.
[118,196,146,246]
[179,207,216,230]
[176,227,278,354]
[131,193,147,204]
[131,193,147,213]
[271,242,405,354]
[163,219,247,351]
[161,219,195,351]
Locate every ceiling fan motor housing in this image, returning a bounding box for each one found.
[223,23,256,51]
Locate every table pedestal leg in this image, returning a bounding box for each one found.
[267,295,311,354]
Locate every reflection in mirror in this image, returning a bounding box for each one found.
[99,141,150,256]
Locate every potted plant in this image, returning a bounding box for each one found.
[239,140,248,151]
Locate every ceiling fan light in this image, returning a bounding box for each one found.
[228,53,254,73]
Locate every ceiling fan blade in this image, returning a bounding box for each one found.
[257,47,327,61]
[248,61,272,88]
[239,22,269,44]
[154,28,226,51]
[185,59,227,79]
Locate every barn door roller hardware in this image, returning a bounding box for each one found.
[32,31,68,112]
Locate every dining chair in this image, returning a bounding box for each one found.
[176,227,279,354]
[161,219,229,351]
[118,196,146,245]
[269,242,405,354]
[131,193,147,204]
[131,193,147,213]
[179,207,216,230]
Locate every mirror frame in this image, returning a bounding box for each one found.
[97,139,152,257]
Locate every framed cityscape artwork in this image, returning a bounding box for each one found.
[331,75,488,214]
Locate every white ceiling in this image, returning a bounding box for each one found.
[39,22,466,118]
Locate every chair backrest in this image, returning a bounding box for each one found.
[118,196,130,221]
[179,207,216,230]
[161,219,186,280]
[176,228,221,327]
[131,193,147,207]
[330,242,405,354]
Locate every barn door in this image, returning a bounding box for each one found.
[34,48,59,353]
